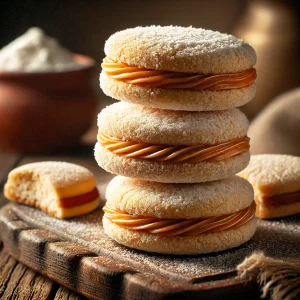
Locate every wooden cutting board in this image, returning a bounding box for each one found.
[0,203,299,300]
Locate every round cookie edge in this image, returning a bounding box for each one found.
[103,217,257,255]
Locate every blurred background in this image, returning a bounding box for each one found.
[1,0,300,154]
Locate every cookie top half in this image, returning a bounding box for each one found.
[98,102,249,146]
[5,161,96,199]
[105,25,256,74]
[106,176,254,218]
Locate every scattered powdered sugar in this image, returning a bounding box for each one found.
[0,27,82,72]
[13,204,300,282]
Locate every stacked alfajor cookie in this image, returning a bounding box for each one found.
[95,26,257,254]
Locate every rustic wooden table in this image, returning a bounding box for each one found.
[1,147,299,300]
[0,146,100,300]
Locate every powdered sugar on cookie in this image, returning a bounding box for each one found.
[105,26,256,74]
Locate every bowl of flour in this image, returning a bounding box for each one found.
[0,27,87,73]
[0,28,98,153]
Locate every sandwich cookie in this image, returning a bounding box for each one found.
[238,155,300,219]
[100,26,257,111]
[103,176,257,254]
[95,102,250,183]
[4,161,100,219]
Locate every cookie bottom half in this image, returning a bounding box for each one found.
[95,142,250,183]
[103,217,257,255]
[100,72,256,111]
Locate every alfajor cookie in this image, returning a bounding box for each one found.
[100,26,257,111]
[238,155,300,219]
[103,176,256,255]
[4,161,100,219]
[95,102,250,183]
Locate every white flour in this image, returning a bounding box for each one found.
[0,27,82,72]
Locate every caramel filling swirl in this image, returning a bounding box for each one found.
[103,202,256,236]
[102,57,256,90]
[98,132,250,163]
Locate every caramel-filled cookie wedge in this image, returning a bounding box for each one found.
[4,161,100,219]
[100,26,256,111]
[238,155,300,219]
[103,176,256,255]
[95,102,250,183]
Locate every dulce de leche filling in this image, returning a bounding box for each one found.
[257,190,300,207]
[103,202,256,236]
[102,57,256,90]
[99,132,250,163]
[59,188,99,208]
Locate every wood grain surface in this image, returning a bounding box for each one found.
[1,149,299,299]
[0,242,87,300]
[1,199,299,300]
[0,204,262,300]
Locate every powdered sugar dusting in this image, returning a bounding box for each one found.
[105,176,253,219]
[97,102,249,146]
[105,26,256,74]
[13,204,300,281]
[9,161,96,189]
[109,26,245,55]
[238,154,300,197]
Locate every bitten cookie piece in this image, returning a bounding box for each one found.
[103,176,256,255]
[4,161,100,219]
[238,155,300,219]
[100,25,257,111]
[95,102,250,183]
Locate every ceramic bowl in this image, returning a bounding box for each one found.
[0,54,98,153]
